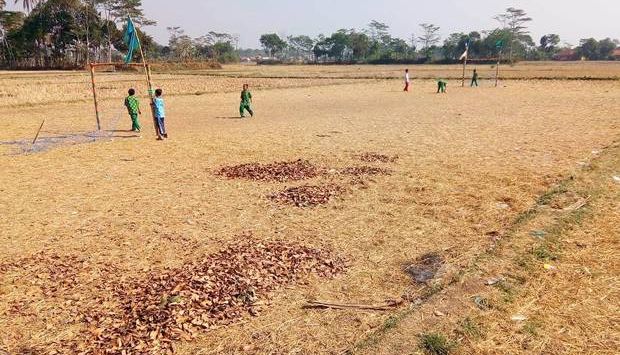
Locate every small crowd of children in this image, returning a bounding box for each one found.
[124,69,478,139]
[402,68,480,94]
[124,84,255,141]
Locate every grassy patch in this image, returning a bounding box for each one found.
[521,321,540,337]
[419,333,456,355]
[532,244,558,261]
[536,183,570,206]
[457,317,484,339]
[495,280,517,303]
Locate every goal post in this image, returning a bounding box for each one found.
[88,62,155,132]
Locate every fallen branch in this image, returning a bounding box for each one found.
[303,299,403,311]
[562,196,591,212]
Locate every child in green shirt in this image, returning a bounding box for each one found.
[437,79,447,94]
[124,88,141,132]
[240,84,254,118]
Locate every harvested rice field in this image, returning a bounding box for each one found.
[0,62,618,354]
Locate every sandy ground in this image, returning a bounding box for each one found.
[0,65,619,353]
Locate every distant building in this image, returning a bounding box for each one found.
[553,49,577,61]
[613,48,620,60]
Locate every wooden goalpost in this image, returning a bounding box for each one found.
[88,18,156,133]
[88,62,154,131]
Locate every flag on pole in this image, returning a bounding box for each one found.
[459,41,470,61]
[495,40,504,50]
[123,17,140,64]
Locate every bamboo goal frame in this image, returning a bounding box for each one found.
[88,62,155,131]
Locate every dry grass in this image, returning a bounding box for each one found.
[190,61,620,80]
[357,142,620,355]
[0,63,618,354]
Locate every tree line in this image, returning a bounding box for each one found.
[0,3,618,69]
[258,8,619,64]
[0,0,239,69]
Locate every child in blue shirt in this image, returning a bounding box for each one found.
[151,88,168,140]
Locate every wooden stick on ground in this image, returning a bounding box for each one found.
[303,299,403,311]
[562,196,591,212]
[32,119,45,145]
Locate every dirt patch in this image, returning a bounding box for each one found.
[216,159,322,182]
[404,253,445,284]
[269,184,345,207]
[357,152,399,163]
[0,131,113,155]
[76,237,345,353]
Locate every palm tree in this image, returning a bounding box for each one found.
[16,0,44,12]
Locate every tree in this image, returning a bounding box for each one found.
[327,30,351,61]
[442,32,468,60]
[9,0,103,67]
[0,9,24,31]
[385,37,409,60]
[494,7,532,62]
[418,23,440,60]
[597,38,617,60]
[14,0,45,12]
[348,31,370,60]
[259,33,286,57]
[539,34,560,56]
[108,0,154,26]
[193,31,239,63]
[167,26,196,60]
[287,35,314,59]
[367,20,389,42]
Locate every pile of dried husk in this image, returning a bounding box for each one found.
[269,184,344,207]
[357,152,399,163]
[79,238,345,353]
[216,159,321,182]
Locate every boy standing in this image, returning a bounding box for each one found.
[240,84,254,118]
[471,69,479,87]
[151,88,168,140]
[404,69,410,92]
[124,88,141,132]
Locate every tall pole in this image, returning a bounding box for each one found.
[132,17,159,138]
[89,63,101,130]
[495,50,501,87]
[461,57,467,87]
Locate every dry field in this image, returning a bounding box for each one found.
[0,62,618,354]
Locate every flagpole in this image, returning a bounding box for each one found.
[495,50,501,87]
[130,17,154,98]
[462,57,467,87]
[129,16,159,137]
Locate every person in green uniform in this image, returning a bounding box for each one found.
[437,79,447,93]
[240,84,254,118]
[124,88,141,132]
[471,69,479,87]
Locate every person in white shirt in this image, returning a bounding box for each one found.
[404,69,411,92]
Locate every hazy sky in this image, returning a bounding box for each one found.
[7,1,620,48]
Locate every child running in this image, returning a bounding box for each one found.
[471,69,479,87]
[151,88,168,140]
[124,88,141,132]
[240,84,254,118]
[403,69,410,92]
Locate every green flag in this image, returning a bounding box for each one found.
[123,17,140,64]
[495,40,504,49]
